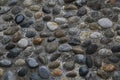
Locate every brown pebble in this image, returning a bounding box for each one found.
[102,64,115,72]
[54,29,66,38]
[12,32,22,42]
[51,69,62,77]
[0,68,4,77]
[66,72,77,78]
[34,12,42,19]
[33,37,43,45]
[48,61,60,69]
[72,47,85,54]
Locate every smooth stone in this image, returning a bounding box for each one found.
[66,72,77,78]
[86,44,98,54]
[111,45,120,52]
[3,71,16,80]
[97,70,109,79]
[63,61,75,71]
[25,10,33,17]
[72,47,85,54]
[85,17,95,23]
[74,54,86,64]
[43,15,51,21]
[108,56,119,63]
[30,73,41,80]
[59,37,68,44]
[94,57,102,68]
[68,16,80,23]
[98,48,112,57]
[5,43,15,50]
[38,55,48,64]
[47,22,58,31]
[104,29,115,38]
[0,59,12,67]
[45,42,58,53]
[79,66,89,77]
[34,11,42,19]
[30,5,40,11]
[90,32,102,39]
[55,18,67,24]
[4,26,19,35]
[2,14,13,21]
[7,48,22,58]
[47,36,56,42]
[86,55,93,68]
[52,7,61,15]
[23,0,32,6]
[81,40,91,47]
[58,44,72,52]
[68,37,81,45]
[25,31,36,38]
[42,6,51,14]
[50,53,61,61]
[17,68,27,77]
[12,32,22,42]
[8,0,18,6]
[64,4,77,10]
[32,37,43,45]
[48,61,60,69]
[38,66,50,79]
[48,0,56,7]
[54,29,66,38]
[11,6,22,15]
[69,27,80,36]
[18,38,28,48]
[23,47,34,56]
[77,7,87,17]
[34,21,44,31]
[15,59,25,66]
[1,36,11,45]
[40,32,51,37]
[26,58,39,68]
[100,37,112,44]
[51,69,62,77]
[75,0,87,7]
[34,46,43,54]
[15,14,25,24]
[98,18,113,28]
[102,64,115,72]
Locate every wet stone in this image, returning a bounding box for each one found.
[26,58,39,68]
[108,56,119,63]
[38,66,50,79]
[0,59,12,67]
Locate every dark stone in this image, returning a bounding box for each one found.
[100,37,112,44]
[86,44,98,54]
[64,0,76,3]
[30,73,41,80]
[117,30,120,35]
[15,14,25,24]
[77,7,87,17]
[81,40,91,47]
[7,48,22,58]
[75,0,87,7]
[43,15,51,21]
[79,66,89,77]
[17,68,27,77]
[68,37,81,46]
[108,56,119,63]
[5,43,15,50]
[42,6,51,14]
[50,53,61,61]
[25,31,36,38]
[66,72,77,78]
[47,37,56,42]
[94,57,102,68]
[1,36,11,45]
[11,6,22,15]
[111,45,120,53]
[86,55,93,68]
[52,7,61,15]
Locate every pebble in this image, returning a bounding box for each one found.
[64,0,76,3]
[100,37,112,44]
[50,53,61,61]
[75,0,87,7]
[97,70,109,79]
[66,72,77,78]
[18,38,28,48]
[98,18,113,28]
[52,7,61,15]
[34,21,44,31]
[0,59,12,67]
[48,61,60,69]
[68,37,81,45]
[86,44,98,54]
[74,54,86,64]
[90,32,102,39]
[72,47,85,54]
[94,57,102,68]
[51,69,62,77]
[26,58,39,68]
[23,0,32,6]
[15,14,25,24]
[25,31,36,38]
[63,61,75,71]
[30,73,41,80]
[0,68,4,77]
[112,71,120,80]
[2,14,13,21]
[34,12,42,19]
[38,55,48,64]
[77,7,87,17]
[5,43,16,50]
[47,22,58,31]
[104,29,115,38]
[42,6,51,14]
[81,40,91,47]
[47,36,56,42]
[64,4,77,10]
[102,64,115,72]
[1,36,11,45]
[54,29,66,38]
[12,32,22,42]
[86,55,93,68]
[3,71,16,80]
[25,10,33,17]
[79,66,89,77]
[32,37,43,45]
[38,66,50,79]
[30,5,40,11]
[17,68,27,77]
[98,48,112,57]
[43,15,51,21]
[15,59,25,66]
[45,42,58,53]
[108,56,119,63]
[4,26,19,35]
[11,6,22,15]
[8,0,18,6]
[58,44,72,52]
[55,18,67,24]
[7,48,22,58]
[111,45,120,53]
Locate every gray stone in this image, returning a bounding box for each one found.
[26,58,39,68]
[3,71,16,80]
[58,44,72,52]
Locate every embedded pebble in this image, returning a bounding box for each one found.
[26,58,39,68]
[18,38,28,48]
[47,22,58,31]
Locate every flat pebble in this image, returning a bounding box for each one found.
[26,58,39,68]
[18,38,28,48]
